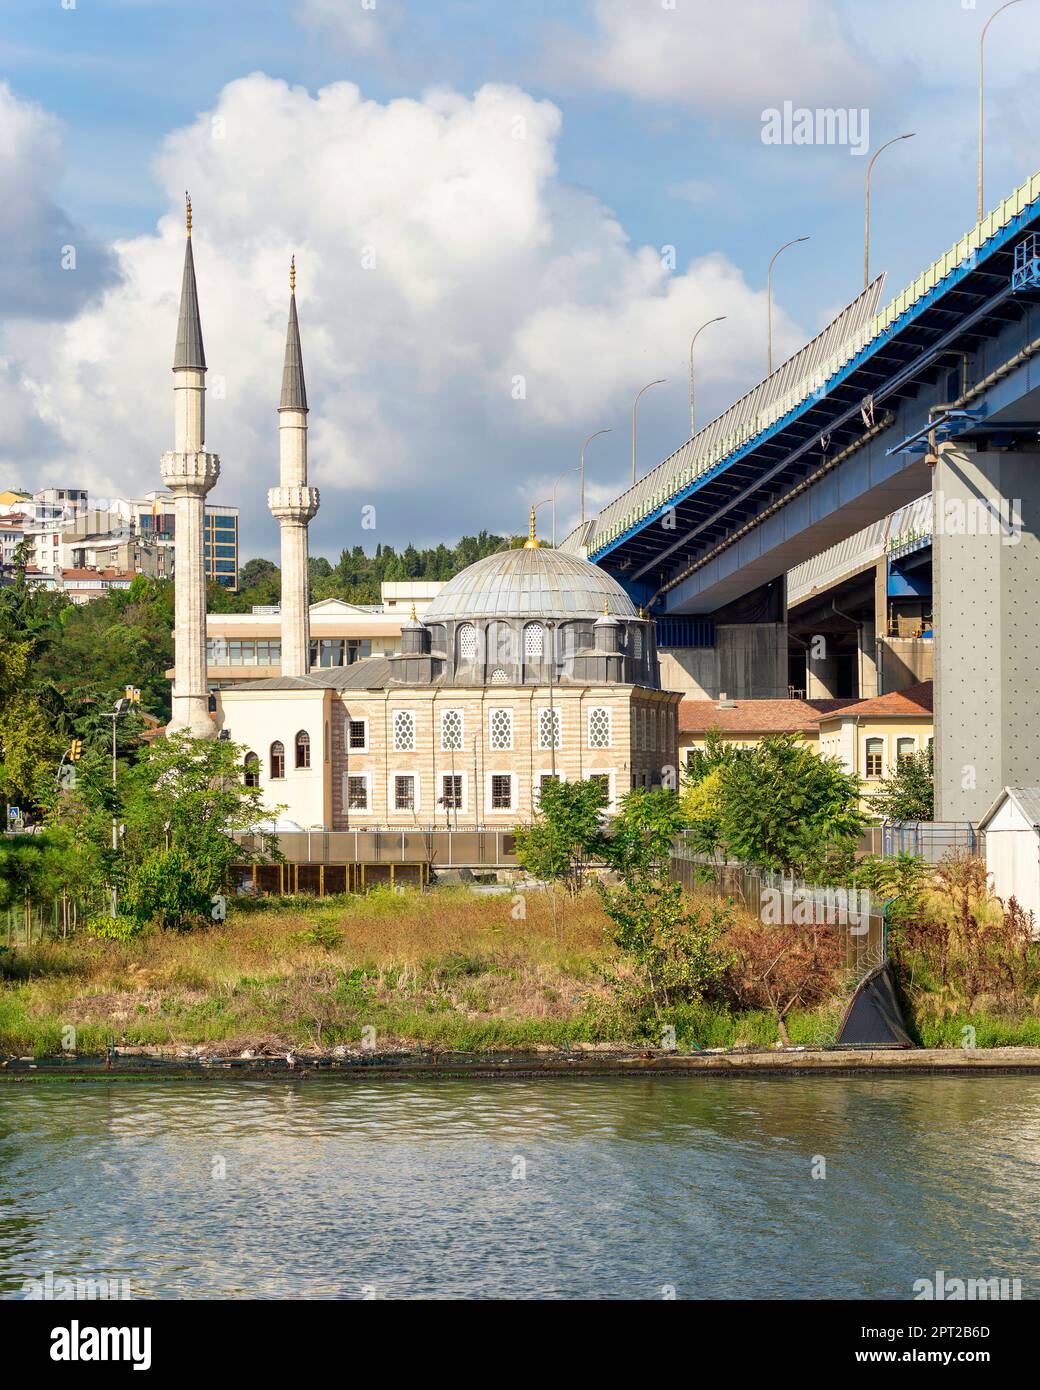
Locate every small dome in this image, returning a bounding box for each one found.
[423,546,638,622]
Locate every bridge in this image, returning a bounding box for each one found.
[563,169,1040,823]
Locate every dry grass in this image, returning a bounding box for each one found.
[0,886,620,1055]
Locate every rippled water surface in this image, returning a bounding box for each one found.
[1,1075,1038,1299]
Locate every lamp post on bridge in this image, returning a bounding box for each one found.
[631,378,666,485]
[689,316,725,436]
[766,237,809,377]
[551,467,579,548]
[978,0,1023,224]
[864,133,914,289]
[579,427,611,526]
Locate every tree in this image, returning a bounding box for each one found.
[715,733,866,877]
[600,876,733,1017]
[513,778,607,893]
[601,787,686,878]
[871,745,934,821]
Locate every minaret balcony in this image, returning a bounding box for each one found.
[268,484,320,523]
[160,450,221,495]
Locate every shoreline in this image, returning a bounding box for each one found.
[5,1045,1040,1081]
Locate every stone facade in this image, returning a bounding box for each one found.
[218,679,681,830]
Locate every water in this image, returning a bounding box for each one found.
[1,1075,1038,1300]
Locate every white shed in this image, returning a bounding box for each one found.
[979,787,1040,930]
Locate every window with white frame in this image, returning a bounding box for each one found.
[346,775,368,810]
[538,706,561,750]
[489,707,513,750]
[524,624,544,659]
[588,706,611,749]
[490,774,513,810]
[897,737,916,765]
[347,718,367,750]
[394,774,416,812]
[440,708,464,752]
[392,710,416,752]
[441,774,463,810]
[865,737,884,779]
[536,772,561,807]
[458,624,477,660]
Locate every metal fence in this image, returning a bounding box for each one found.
[670,846,886,976]
[858,822,982,863]
[234,828,519,869]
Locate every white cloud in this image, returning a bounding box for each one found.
[546,0,876,118]
[295,0,402,61]
[2,74,807,554]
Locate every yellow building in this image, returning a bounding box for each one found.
[679,683,933,814]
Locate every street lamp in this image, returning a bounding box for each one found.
[105,686,140,919]
[689,317,725,436]
[767,237,809,376]
[631,378,666,485]
[579,427,611,525]
[864,134,914,288]
[979,0,1023,224]
[552,466,579,547]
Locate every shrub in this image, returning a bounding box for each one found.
[85,914,145,943]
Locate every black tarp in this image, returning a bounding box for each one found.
[835,963,915,1048]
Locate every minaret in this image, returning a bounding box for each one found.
[268,256,319,677]
[161,194,220,738]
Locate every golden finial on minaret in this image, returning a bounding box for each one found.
[409,601,418,622]
[638,605,646,619]
[290,254,296,296]
[185,192,192,237]
[523,506,541,549]
[603,597,610,617]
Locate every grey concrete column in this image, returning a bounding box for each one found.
[933,446,1040,821]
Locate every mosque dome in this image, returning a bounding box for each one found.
[422,545,638,624]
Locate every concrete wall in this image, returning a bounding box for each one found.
[933,447,1040,821]
[878,637,933,693]
[658,623,787,698]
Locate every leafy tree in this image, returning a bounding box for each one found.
[600,877,733,1017]
[715,733,866,877]
[871,745,934,821]
[601,787,686,878]
[513,778,607,894]
[724,914,843,1043]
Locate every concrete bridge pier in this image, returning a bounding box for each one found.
[933,445,1040,821]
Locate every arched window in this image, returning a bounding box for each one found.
[243,752,260,788]
[295,730,310,769]
[523,623,544,659]
[270,741,285,780]
[457,624,477,661]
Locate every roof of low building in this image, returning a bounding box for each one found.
[678,697,853,735]
[817,681,933,720]
[979,786,1040,829]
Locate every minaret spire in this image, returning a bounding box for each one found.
[269,256,320,679]
[174,192,206,372]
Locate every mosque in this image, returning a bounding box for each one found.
[162,202,681,832]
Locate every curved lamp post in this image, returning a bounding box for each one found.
[689,317,725,436]
[631,378,666,485]
[767,237,809,376]
[579,428,611,525]
[979,0,1023,223]
[865,134,914,288]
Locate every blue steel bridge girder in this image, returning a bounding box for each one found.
[585,181,1040,617]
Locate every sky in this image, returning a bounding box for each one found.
[3,0,1040,564]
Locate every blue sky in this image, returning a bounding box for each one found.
[3,0,1040,561]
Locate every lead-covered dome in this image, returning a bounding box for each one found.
[422,546,638,622]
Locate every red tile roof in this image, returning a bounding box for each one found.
[818,681,933,719]
[678,697,855,735]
